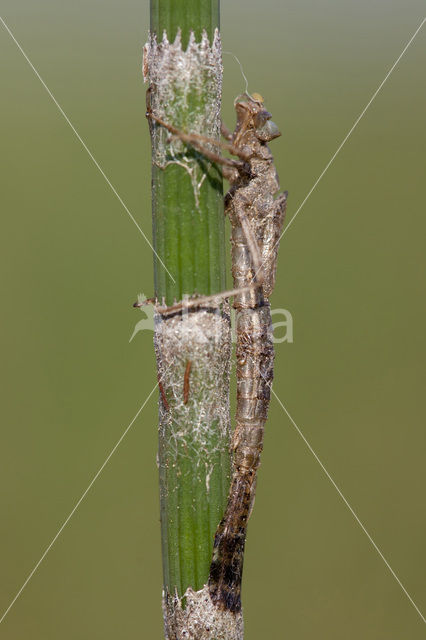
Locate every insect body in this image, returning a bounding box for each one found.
[145,91,287,613]
[208,95,287,612]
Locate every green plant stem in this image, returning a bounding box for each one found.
[148,0,230,607]
[150,0,224,304]
[151,0,220,50]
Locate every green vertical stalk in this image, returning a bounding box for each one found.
[151,0,220,61]
[146,4,232,634]
[150,0,224,304]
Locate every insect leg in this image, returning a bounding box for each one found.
[147,286,255,315]
[220,121,233,141]
[146,109,249,165]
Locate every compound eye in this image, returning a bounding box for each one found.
[256,118,281,142]
[253,109,272,129]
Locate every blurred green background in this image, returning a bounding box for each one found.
[1,1,425,638]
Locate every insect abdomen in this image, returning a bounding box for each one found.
[233,305,274,472]
[208,305,274,610]
[208,473,252,612]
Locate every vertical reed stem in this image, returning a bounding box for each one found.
[144,2,241,638]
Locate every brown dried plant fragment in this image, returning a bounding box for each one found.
[183,360,192,404]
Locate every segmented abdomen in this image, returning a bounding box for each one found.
[230,199,274,478]
[234,305,274,472]
[209,210,274,612]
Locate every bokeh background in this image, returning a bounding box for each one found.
[1,1,425,638]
